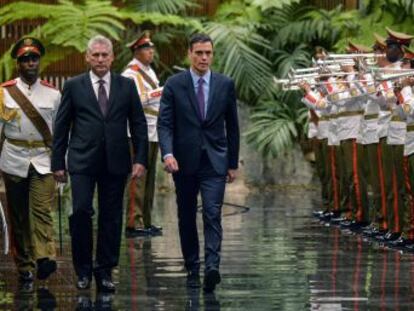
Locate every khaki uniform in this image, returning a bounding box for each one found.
[0,78,60,273]
[122,59,162,229]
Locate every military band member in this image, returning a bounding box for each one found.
[390,46,414,248]
[332,42,370,231]
[122,31,163,237]
[376,28,414,242]
[361,34,389,237]
[0,37,60,291]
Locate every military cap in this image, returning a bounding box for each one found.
[345,41,372,53]
[373,33,387,51]
[126,30,154,51]
[11,37,45,59]
[386,27,414,47]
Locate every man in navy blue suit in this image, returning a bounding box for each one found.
[158,33,240,292]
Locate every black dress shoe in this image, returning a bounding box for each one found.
[125,227,151,238]
[95,276,116,293]
[349,221,370,233]
[313,210,327,218]
[186,270,200,288]
[147,225,163,236]
[37,258,57,280]
[388,237,411,248]
[203,269,221,293]
[76,276,91,290]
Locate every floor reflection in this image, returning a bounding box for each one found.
[2,188,414,309]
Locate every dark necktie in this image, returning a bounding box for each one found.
[197,78,205,120]
[98,79,109,116]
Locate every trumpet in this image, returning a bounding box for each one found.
[312,58,355,66]
[290,64,342,74]
[326,53,386,59]
[375,71,414,81]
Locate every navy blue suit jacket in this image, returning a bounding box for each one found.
[51,72,148,176]
[157,70,239,175]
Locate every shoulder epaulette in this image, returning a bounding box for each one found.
[129,64,140,72]
[40,80,57,89]
[0,80,17,87]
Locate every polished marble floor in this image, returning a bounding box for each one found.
[1,187,414,310]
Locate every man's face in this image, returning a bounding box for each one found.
[135,46,154,66]
[188,41,213,75]
[86,43,114,77]
[17,53,40,81]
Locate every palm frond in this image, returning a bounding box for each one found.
[125,0,198,14]
[244,95,308,158]
[205,22,273,102]
[119,10,202,29]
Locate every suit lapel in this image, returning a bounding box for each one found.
[106,73,117,118]
[205,72,217,121]
[83,73,104,119]
[185,70,203,122]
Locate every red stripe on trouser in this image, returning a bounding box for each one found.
[352,140,364,222]
[377,144,388,230]
[392,168,400,233]
[330,146,339,211]
[403,157,414,240]
[127,178,137,229]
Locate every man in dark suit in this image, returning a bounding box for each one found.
[158,33,239,292]
[52,35,148,292]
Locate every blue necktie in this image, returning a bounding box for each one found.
[197,78,205,120]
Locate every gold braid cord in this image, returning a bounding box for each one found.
[0,87,19,122]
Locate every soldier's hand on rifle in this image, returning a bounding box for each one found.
[53,170,67,183]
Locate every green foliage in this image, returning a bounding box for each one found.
[125,0,198,14]
[245,92,308,158]
[0,0,201,82]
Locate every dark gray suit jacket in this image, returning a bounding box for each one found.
[51,72,148,175]
[157,70,239,175]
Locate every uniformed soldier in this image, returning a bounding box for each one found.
[389,46,414,248]
[333,42,370,231]
[361,33,389,237]
[122,31,163,237]
[0,37,61,290]
[376,27,414,243]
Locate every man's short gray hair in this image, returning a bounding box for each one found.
[87,35,113,54]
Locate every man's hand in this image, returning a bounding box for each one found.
[131,163,146,179]
[227,169,237,183]
[164,156,179,174]
[53,170,68,183]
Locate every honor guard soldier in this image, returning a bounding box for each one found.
[362,33,389,238]
[0,37,60,291]
[122,31,163,237]
[376,27,414,243]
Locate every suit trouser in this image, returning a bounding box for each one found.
[364,143,387,229]
[126,141,158,229]
[381,142,405,233]
[69,172,127,279]
[173,152,226,273]
[3,165,56,273]
[314,138,330,210]
[339,139,369,222]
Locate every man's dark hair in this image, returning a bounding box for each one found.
[188,33,213,50]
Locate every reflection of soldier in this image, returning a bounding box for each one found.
[123,31,163,237]
[1,37,60,290]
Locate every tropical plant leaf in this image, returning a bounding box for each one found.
[125,0,198,14]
